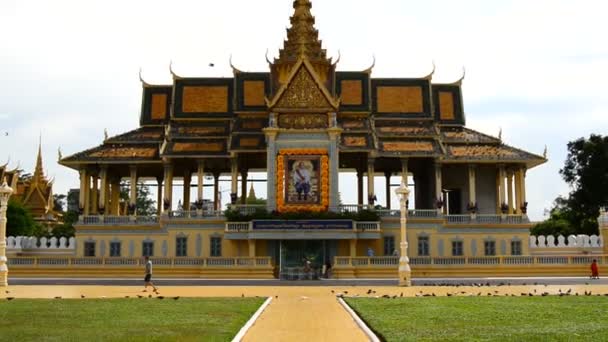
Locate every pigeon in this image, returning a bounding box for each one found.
[209,63,215,67]
[148,294,152,298]
[54,296,62,299]
[275,295,278,299]
[447,293,452,297]
[157,296,164,300]
[5,290,9,294]
[344,291,348,295]
[125,296,130,299]
[173,296,180,300]
[331,290,334,294]
[400,292,403,297]
[81,295,85,299]
[6,297,14,301]
[137,295,143,299]
[241,294,244,298]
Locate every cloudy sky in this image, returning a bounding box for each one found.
[1,0,606,220]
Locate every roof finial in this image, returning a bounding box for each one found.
[57,147,63,161]
[423,60,436,80]
[169,60,181,79]
[498,127,502,141]
[104,128,109,141]
[229,54,243,74]
[139,68,151,87]
[543,145,548,159]
[331,50,341,67]
[363,55,376,74]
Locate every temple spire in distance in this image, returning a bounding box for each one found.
[33,135,45,185]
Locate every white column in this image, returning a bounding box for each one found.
[0,178,14,286]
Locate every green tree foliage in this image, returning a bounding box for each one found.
[6,199,41,236]
[51,211,77,238]
[120,182,157,216]
[532,134,608,235]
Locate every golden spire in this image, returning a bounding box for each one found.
[247,182,257,202]
[276,0,329,65]
[33,135,45,184]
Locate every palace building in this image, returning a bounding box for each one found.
[58,0,552,278]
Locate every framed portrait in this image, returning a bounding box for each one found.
[276,149,329,212]
[285,155,320,205]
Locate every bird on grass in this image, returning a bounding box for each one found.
[6,297,14,301]
[173,296,180,300]
[137,295,143,299]
[241,294,244,297]
[148,294,152,298]
[81,295,85,299]
[5,290,9,294]
[125,296,130,299]
[157,296,164,300]
[54,296,62,299]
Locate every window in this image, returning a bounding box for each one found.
[383,236,395,256]
[142,241,154,257]
[511,240,522,256]
[418,236,430,256]
[484,241,496,256]
[452,241,463,256]
[84,242,96,257]
[109,242,121,257]
[176,237,188,257]
[210,237,222,257]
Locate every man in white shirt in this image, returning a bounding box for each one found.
[143,256,158,293]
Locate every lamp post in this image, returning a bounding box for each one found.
[395,178,411,286]
[0,177,14,287]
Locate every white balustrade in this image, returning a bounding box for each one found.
[530,234,602,249]
[529,236,537,248]
[547,235,555,247]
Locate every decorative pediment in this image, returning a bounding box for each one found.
[268,59,339,111]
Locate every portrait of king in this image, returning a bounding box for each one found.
[285,156,320,205]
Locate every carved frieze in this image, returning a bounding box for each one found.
[275,68,332,109]
[278,114,327,129]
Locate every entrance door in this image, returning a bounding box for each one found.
[279,240,329,280]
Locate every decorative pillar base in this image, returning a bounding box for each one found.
[398,242,411,287]
[0,255,7,287]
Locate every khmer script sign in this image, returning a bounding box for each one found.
[252,220,353,230]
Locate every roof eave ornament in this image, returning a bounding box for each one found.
[169,60,182,79]
[57,147,62,162]
[451,67,466,86]
[265,49,273,66]
[543,145,548,159]
[104,128,109,142]
[229,54,243,74]
[498,127,502,141]
[423,60,436,80]
[139,68,151,87]
[331,50,341,68]
[1,156,9,169]
[363,55,376,74]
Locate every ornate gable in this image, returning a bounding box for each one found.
[269,59,339,111]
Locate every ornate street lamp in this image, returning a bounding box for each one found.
[0,177,14,287]
[394,178,411,286]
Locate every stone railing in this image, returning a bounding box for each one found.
[226,204,266,215]
[80,215,159,225]
[334,255,608,267]
[355,222,381,231]
[7,256,272,267]
[6,236,76,250]
[530,234,603,248]
[167,210,223,219]
[446,214,529,224]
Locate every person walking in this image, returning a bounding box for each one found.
[591,259,600,279]
[143,256,158,293]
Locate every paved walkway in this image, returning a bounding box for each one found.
[3,284,608,341]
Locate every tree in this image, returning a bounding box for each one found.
[6,199,42,236]
[51,211,77,238]
[120,181,157,216]
[532,134,608,235]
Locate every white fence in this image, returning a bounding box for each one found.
[529,234,603,248]
[6,236,76,251]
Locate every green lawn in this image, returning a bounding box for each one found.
[345,296,608,342]
[0,297,265,342]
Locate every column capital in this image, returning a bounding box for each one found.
[468,163,477,170]
[129,165,137,172]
